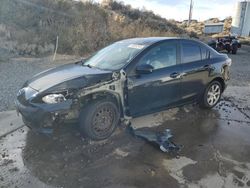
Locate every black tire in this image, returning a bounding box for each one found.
[232,47,237,54]
[200,81,222,109]
[79,99,120,140]
[225,44,231,53]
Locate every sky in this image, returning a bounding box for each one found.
[99,0,240,21]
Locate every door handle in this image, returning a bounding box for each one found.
[170,72,180,78]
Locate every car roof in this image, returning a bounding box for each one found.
[118,37,179,45]
[119,37,220,56]
[117,37,211,47]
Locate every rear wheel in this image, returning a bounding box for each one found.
[79,99,120,140]
[232,43,238,54]
[200,81,222,109]
[232,46,237,54]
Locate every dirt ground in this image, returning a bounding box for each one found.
[0,46,250,188]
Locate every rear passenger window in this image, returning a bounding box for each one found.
[182,43,201,63]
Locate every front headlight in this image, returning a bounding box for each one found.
[42,94,66,104]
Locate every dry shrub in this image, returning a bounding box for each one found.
[1,0,186,56]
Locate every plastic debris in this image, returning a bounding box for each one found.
[129,126,182,153]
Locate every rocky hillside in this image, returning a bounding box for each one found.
[0,0,188,57]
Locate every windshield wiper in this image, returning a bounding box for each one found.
[82,62,103,70]
[86,64,92,68]
[82,63,92,68]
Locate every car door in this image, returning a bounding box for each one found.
[126,41,182,117]
[180,41,211,102]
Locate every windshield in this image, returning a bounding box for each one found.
[84,41,147,70]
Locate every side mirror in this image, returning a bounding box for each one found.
[136,64,154,74]
[80,58,87,63]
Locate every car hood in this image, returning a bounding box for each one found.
[26,63,112,92]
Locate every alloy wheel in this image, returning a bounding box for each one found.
[207,84,221,106]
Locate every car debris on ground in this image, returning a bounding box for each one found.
[128,125,182,153]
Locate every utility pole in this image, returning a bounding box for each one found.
[188,0,193,26]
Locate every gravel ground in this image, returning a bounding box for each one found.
[0,55,79,112]
[228,45,250,86]
[0,45,249,112]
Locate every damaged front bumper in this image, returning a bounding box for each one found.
[15,98,75,134]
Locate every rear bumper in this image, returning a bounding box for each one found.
[15,99,74,134]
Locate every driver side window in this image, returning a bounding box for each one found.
[138,42,177,70]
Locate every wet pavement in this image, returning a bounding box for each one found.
[1,46,250,188]
[1,93,250,188]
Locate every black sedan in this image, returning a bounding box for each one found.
[15,37,232,140]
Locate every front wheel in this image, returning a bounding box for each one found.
[79,99,120,140]
[200,81,222,109]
